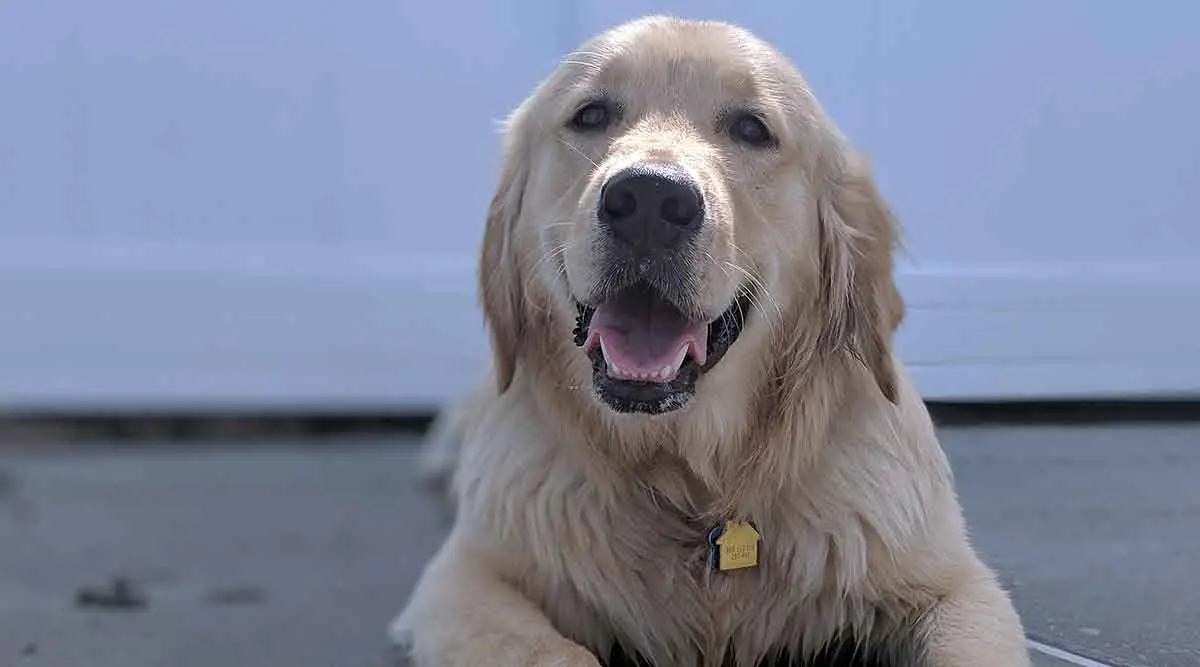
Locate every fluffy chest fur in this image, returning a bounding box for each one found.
[524,478,916,667]
[457,394,948,667]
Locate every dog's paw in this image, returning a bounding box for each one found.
[387,613,597,667]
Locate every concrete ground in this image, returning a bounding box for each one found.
[1,423,1197,667]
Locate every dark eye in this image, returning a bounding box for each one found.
[729,113,775,147]
[569,101,612,132]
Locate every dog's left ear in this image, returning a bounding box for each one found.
[478,105,533,393]
[816,151,904,404]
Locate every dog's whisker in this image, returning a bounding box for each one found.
[721,260,782,326]
[523,241,563,280]
[706,252,736,284]
[556,137,601,169]
[723,242,782,324]
[524,241,572,299]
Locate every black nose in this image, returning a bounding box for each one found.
[598,163,704,251]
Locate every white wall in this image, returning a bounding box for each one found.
[2,1,1197,411]
[871,0,1200,400]
[0,0,564,411]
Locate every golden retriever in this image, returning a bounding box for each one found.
[393,16,1029,667]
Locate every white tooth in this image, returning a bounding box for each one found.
[672,345,689,370]
[600,340,626,378]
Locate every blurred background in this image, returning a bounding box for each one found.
[1,2,1198,667]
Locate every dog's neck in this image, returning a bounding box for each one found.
[523,341,853,521]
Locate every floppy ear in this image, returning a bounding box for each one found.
[816,151,903,403]
[478,113,532,393]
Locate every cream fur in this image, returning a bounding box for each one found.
[395,16,1029,667]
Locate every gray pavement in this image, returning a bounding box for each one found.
[949,423,1200,667]
[1,423,1197,667]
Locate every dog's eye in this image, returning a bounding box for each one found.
[729,113,775,148]
[569,101,612,132]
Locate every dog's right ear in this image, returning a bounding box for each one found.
[814,150,903,404]
[478,107,532,393]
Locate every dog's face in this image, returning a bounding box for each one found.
[482,17,902,417]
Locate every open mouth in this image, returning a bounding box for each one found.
[573,282,752,414]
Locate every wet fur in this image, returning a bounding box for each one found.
[396,16,1028,667]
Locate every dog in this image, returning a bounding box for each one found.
[393,16,1030,667]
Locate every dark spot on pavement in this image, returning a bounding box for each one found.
[75,576,148,611]
[22,642,37,657]
[205,585,267,606]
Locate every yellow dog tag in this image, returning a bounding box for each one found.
[707,521,761,572]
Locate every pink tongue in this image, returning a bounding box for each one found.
[586,286,708,377]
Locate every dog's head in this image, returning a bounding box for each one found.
[480,17,903,418]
